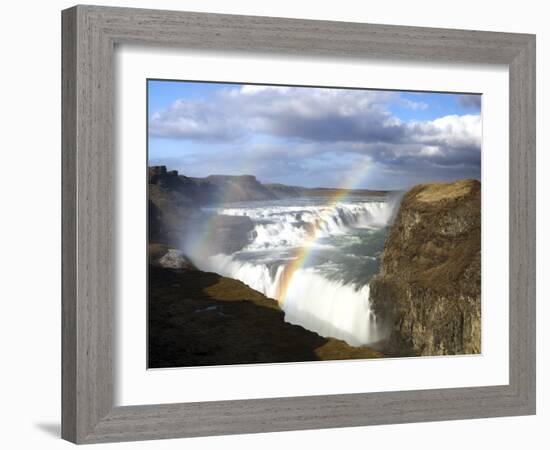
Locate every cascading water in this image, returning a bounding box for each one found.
[190,196,396,347]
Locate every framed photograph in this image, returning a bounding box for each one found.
[62,5,536,444]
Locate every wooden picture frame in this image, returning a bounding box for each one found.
[61,5,536,444]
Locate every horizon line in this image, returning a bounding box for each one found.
[148,165,481,192]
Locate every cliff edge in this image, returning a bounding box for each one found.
[148,249,383,367]
[370,179,481,356]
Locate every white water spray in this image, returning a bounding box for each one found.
[220,201,392,250]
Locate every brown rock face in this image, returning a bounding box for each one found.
[147,167,255,252]
[369,179,481,356]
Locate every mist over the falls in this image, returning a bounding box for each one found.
[181,196,401,347]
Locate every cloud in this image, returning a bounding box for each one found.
[150,87,401,143]
[405,114,481,164]
[149,99,243,141]
[458,94,482,109]
[398,98,428,110]
[149,86,481,189]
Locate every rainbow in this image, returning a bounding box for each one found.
[185,178,247,259]
[274,156,372,305]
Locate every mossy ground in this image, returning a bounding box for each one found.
[148,264,383,368]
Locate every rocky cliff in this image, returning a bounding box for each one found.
[149,165,386,206]
[148,166,255,251]
[201,174,276,202]
[369,179,481,356]
[149,166,284,206]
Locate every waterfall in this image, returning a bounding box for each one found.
[191,199,395,346]
[219,201,392,250]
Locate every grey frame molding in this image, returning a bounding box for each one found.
[61,5,536,444]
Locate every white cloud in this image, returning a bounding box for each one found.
[239,85,290,95]
[409,114,481,146]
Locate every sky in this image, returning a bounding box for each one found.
[147,80,481,190]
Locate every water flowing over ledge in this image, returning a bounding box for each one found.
[189,197,398,346]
